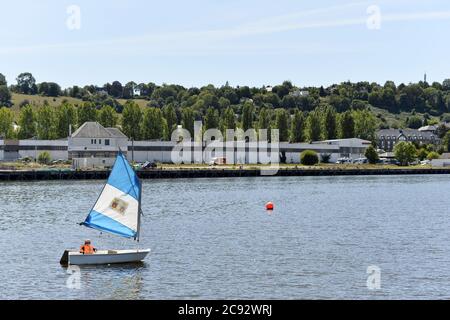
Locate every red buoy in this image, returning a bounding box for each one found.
[265,202,274,210]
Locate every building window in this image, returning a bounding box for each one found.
[99,139,102,144]
[105,139,110,146]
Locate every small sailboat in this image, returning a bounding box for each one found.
[60,152,150,265]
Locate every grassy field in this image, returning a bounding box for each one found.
[11,93,82,111]
[9,93,150,117]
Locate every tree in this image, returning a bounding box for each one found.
[443,79,450,91]
[394,141,417,166]
[181,107,195,137]
[353,109,377,141]
[0,73,6,86]
[77,103,98,125]
[56,103,77,138]
[321,105,337,140]
[204,107,219,130]
[406,115,423,129]
[0,85,11,107]
[365,145,379,164]
[417,148,429,161]
[163,104,178,133]
[220,107,236,135]
[18,105,36,139]
[122,101,143,140]
[123,81,137,99]
[427,151,440,160]
[241,102,254,131]
[443,131,450,151]
[258,108,271,130]
[142,107,166,140]
[38,82,61,97]
[290,109,305,142]
[274,109,289,142]
[36,105,57,139]
[300,150,319,165]
[339,111,355,138]
[110,81,123,98]
[281,95,297,109]
[435,123,448,139]
[98,105,118,128]
[305,110,322,142]
[16,72,37,94]
[263,93,281,107]
[0,73,11,107]
[218,97,231,110]
[0,107,14,138]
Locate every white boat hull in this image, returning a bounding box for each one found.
[60,249,150,266]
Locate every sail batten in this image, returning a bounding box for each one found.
[82,152,141,239]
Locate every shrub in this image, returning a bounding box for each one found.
[417,148,428,161]
[37,151,51,164]
[394,141,417,166]
[364,145,379,164]
[19,99,31,108]
[427,151,440,160]
[301,150,319,165]
[321,153,331,164]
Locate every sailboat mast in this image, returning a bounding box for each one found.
[136,178,142,242]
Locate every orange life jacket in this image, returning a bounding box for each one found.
[80,244,95,254]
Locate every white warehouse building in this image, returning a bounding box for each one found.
[0,122,371,167]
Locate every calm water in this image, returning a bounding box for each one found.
[1,175,450,299]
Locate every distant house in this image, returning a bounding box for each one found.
[94,87,108,95]
[69,122,128,168]
[290,90,309,97]
[133,87,141,96]
[377,129,439,152]
[12,122,20,133]
[240,97,253,103]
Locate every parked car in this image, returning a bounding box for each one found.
[353,158,368,164]
[379,158,400,165]
[141,161,157,169]
[336,157,352,164]
[208,157,227,166]
[51,159,66,165]
[19,157,33,163]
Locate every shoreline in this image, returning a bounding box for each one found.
[1,167,450,181]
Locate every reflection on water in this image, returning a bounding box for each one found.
[1,175,450,299]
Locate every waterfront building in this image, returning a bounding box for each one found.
[377,129,440,152]
[0,139,67,162]
[0,122,371,166]
[69,122,128,168]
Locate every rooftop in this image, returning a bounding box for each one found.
[71,122,127,139]
[418,125,437,132]
[377,128,436,139]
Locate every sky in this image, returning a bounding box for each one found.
[1,0,450,89]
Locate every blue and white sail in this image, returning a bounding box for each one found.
[82,152,142,239]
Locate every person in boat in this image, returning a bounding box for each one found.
[80,239,97,254]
